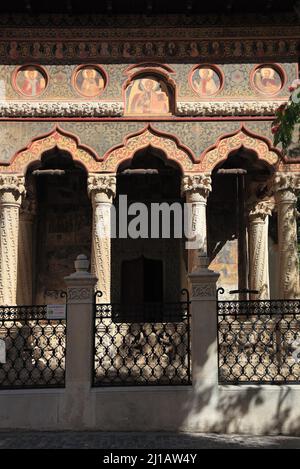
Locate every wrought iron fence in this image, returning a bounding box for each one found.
[93,290,191,386]
[0,304,66,389]
[217,288,300,384]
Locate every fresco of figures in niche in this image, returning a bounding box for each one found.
[14,65,47,97]
[3,38,296,62]
[73,66,105,97]
[2,62,296,101]
[191,66,222,96]
[125,76,171,115]
[253,65,283,95]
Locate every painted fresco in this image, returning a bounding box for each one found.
[14,65,47,97]
[73,66,105,97]
[191,66,221,96]
[125,76,170,115]
[253,65,282,95]
[0,63,296,100]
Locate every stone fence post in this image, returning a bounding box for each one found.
[63,254,98,429]
[189,263,219,389]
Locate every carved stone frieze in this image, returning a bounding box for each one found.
[0,101,124,118]
[0,100,286,118]
[177,101,284,117]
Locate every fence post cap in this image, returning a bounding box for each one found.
[188,266,220,283]
[74,254,89,273]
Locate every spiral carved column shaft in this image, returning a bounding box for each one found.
[0,175,25,305]
[248,201,272,300]
[273,173,300,299]
[88,174,116,303]
[181,174,212,272]
[16,193,36,305]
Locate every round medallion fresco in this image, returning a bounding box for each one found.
[73,66,106,97]
[191,66,222,97]
[252,65,283,95]
[14,65,47,97]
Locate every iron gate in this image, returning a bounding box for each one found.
[93,289,191,386]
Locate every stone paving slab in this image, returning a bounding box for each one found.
[0,431,300,449]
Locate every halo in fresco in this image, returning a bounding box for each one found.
[253,65,283,95]
[14,65,47,97]
[125,76,171,115]
[73,66,106,97]
[191,66,222,96]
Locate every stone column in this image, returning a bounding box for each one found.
[0,175,25,305]
[64,254,98,429]
[17,186,37,305]
[248,200,272,300]
[189,265,219,388]
[88,173,116,303]
[181,173,212,272]
[273,173,300,299]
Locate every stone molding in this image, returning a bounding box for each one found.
[177,101,284,117]
[0,100,286,118]
[0,101,124,118]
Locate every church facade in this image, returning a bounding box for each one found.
[0,15,299,307]
[2,12,300,434]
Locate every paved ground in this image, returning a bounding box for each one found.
[0,431,300,449]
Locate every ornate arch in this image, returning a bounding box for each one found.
[101,125,195,172]
[0,126,100,174]
[198,126,281,172]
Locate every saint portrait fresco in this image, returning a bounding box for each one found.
[253,66,282,95]
[73,66,105,97]
[126,76,170,115]
[191,66,221,96]
[14,65,47,97]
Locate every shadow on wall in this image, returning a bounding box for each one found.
[181,335,300,435]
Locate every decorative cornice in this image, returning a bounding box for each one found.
[0,14,298,29]
[0,101,124,118]
[177,101,284,117]
[0,23,298,63]
[0,100,285,118]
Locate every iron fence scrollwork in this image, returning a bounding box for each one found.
[217,288,300,384]
[93,289,191,386]
[0,294,67,389]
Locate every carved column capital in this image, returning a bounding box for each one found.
[272,172,300,204]
[181,173,212,202]
[0,174,26,206]
[87,173,116,204]
[248,200,273,223]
